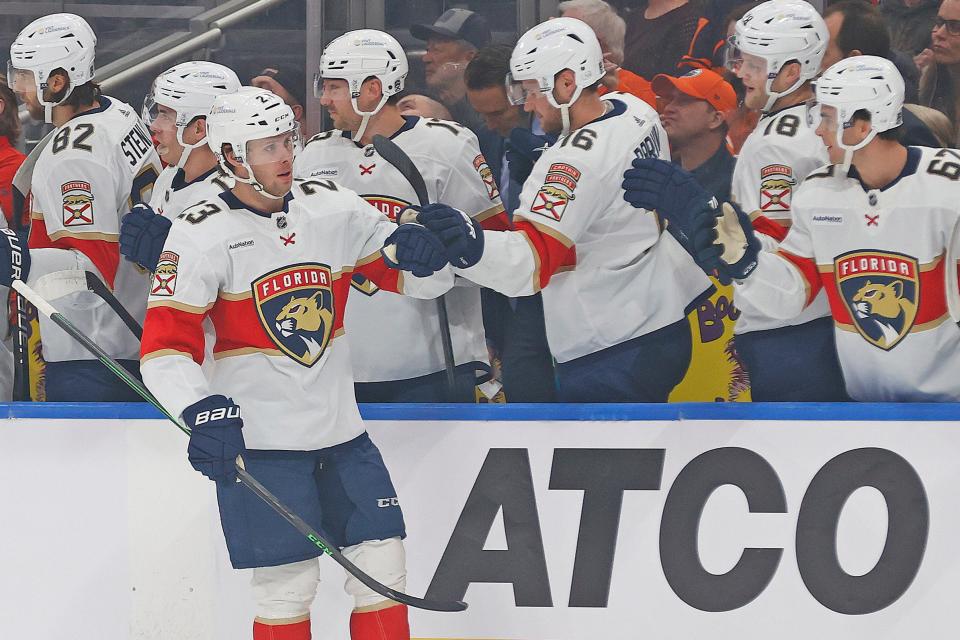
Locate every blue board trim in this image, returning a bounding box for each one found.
[1,402,958,421]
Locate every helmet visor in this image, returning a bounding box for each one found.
[505,73,546,106]
[244,122,301,169]
[7,62,36,94]
[141,94,180,134]
[315,76,351,101]
[807,101,843,133]
[724,37,769,78]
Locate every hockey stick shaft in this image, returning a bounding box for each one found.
[11,279,466,613]
[371,135,458,399]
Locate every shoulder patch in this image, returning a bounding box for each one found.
[472,154,500,201]
[530,162,581,221]
[61,181,94,227]
[151,251,179,296]
[759,164,795,213]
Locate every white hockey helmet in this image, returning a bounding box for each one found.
[315,29,408,140]
[206,87,299,199]
[8,13,97,123]
[727,0,828,112]
[507,17,605,135]
[143,61,242,167]
[812,55,904,167]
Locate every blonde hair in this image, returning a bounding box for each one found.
[558,0,626,66]
[904,103,956,147]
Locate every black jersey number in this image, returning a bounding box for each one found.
[424,119,464,135]
[178,202,221,225]
[51,123,95,154]
[764,114,800,138]
[129,165,160,206]
[299,179,338,195]
[559,128,597,151]
[926,148,960,181]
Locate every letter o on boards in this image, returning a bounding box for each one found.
[796,448,929,615]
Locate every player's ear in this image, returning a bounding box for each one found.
[46,69,70,100]
[194,117,208,138]
[291,103,304,121]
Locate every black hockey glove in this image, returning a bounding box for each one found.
[183,395,245,483]
[506,128,556,185]
[621,157,716,252]
[0,228,30,287]
[414,203,484,269]
[709,201,761,285]
[120,203,172,272]
[381,223,450,277]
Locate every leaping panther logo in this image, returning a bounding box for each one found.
[253,263,336,367]
[836,251,919,351]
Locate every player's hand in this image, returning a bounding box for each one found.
[622,157,716,251]
[183,395,245,483]
[120,204,172,272]
[414,203,484,268]
[697,202,760,285]
[506,128,555,185]
[0,228,30,287]
[381,223,450,277]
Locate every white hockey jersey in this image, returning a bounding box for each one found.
[140,179,453,450]
[731,102,831,334]
[458,93,712,363]
[149,165,233,220]
[294,116,508,382]
[737,146,960,401]
[28,96,162,362]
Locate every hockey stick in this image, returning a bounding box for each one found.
[10,130,56,400]
[33,270,143,339]
[371,134,458,399]
[10,278,467,613]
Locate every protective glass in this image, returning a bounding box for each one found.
[505,74,545,106]
[7,62,36,94]
[244,123,301,169]
[314,75,351,100]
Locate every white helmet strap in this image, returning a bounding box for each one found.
[350,93,389,142]
[174,121,206,169]
[36,73,73,124]
[230,159,285,200]
[762,61,806,114]
[546,82,585,137]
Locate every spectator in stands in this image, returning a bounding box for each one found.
[558,0,657,108]
[251,65,308,134]
[464,45,556,403]
[821,0,920,104]
[397,94,453,120]
[680,0,747,71]
[653,68,737,202]
[905,102,956,144]
[411,8,490,134]
[0,80,25,228]
[622,0,704,80]
[883,0,939,57]
[919,0,960,143]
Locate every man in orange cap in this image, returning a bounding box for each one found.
[653,67,738,202]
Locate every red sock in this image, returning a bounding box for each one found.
[349,604,410,640]
[253,617,311,640]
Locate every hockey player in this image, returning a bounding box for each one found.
[715,0,848,400]
[140,87,452,639]
[4,13,162,401]
[629,56,960,401]
[296,29,511,402]
[394,17,712,402]
[120,61,241,272]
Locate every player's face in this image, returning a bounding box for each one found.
[149,104,185,165]
[659,90,720,147]
[734,52,770,110]
[246,130,297,196]
[932,0,960,65]
[9,68,43,120]
[814,105,848,164]
[318,78,362,132]
[467,85,524,138]
[422,37,470,89]
[520,81,562,135]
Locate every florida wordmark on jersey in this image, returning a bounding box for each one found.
[28,96,162,362]
[295,116,509,382]
[459,93,712,363]
[140,179,453,450]
[731,102,831,335]
[738,147,960,401]
[149,165,233,220]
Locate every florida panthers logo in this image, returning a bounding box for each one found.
[835,250,919,351]
[253,263,335,367]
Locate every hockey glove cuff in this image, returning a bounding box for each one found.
[183,395,245,483]
[382,223,450,277]
[414,203,485,268]
[0,228,30,287]
[713,202,761,284]
[120,203,172,272]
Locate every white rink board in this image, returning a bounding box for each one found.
[1,411,959,639]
